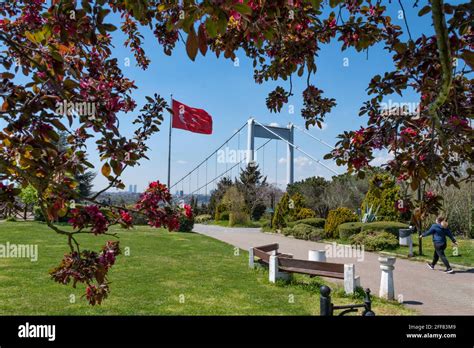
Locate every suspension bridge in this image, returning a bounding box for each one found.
[169,118,340,202]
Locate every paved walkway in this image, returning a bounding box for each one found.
[194,224,474,315]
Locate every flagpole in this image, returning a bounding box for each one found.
[167,94,173,190]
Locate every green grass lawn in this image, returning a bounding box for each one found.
[209,219,264,228]
[322,236,474,267]
[386,237,474,267]
[0,221,413,315]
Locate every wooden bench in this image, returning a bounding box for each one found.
[249,243,293,268]
[277,258,344,279]
[249,243,360,294]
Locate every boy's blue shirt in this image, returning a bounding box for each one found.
[422,223,457,244]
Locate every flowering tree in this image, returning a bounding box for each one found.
[0,0,472,303]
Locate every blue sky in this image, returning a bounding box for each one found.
[102,1,437,194]
[3,1,444,193]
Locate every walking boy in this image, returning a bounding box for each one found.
[420,216,458,274]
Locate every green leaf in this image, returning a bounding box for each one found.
[233,3,252,15]
[50,51,63,62]
[310,0,323,9]
[205,19,217,39]
[25,31,37,43]
[329,0,343,8]
[216,15,228,35]
[186,26,198,61]
[82,0,92,12]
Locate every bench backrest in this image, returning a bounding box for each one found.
[256,243,279,252]
[253,248,271,263]
[277,257,344,274]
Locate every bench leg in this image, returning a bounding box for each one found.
[269,255,292,283]
[344,263,356,295]
[248,248,255,269]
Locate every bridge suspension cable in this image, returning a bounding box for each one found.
[170,121,248,190]
[181,139,273,198]
[253,119,340,176]
[293,124,335,150]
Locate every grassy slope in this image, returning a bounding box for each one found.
[0,221,412,315]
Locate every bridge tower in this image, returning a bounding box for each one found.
[246,118,294,186]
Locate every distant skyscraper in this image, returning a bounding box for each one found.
[129,184,133,193]
[134,185,137,193]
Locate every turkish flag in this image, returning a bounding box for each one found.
[172,99,213,135]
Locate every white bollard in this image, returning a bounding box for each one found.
[248,248,255,269]
[378,256,396,300]
[344,264,356,294]
[308,250,326,262]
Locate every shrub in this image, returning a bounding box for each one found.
[195,214,212,223]
[308,229,325,241]
[251,203,267,221]
[33,206,69,223]
[324,207,358,238]
[229,211,249,226]
[361,173,401,221]
[282,224,325,241]
[282,226,294,236]
[219,211,230,221]
[294,207,316,220]
[178,214,194,232]
[222,186,247,226]
[292,223,315,239]
[288,193,306,222]
[214,203,228,221]
[5,216,17,222]
[33,206,44,221]
[338,222,363,239]
[361,221,408,236]
[272,193,290,229]
[350,231,399,251]
[288,218,326,229]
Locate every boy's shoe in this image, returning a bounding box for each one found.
[445,268,454,274]
[427,263,434,270]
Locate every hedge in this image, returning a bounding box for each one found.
[361,221,409,236]
[350,231,399,251]
[195,214,212,223]
[282,224,325,241]
[338,222,363,239]
[287,217,326,229]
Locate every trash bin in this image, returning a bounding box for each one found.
[399,228,414,257]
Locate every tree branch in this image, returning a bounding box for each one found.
[428,0,452,129]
